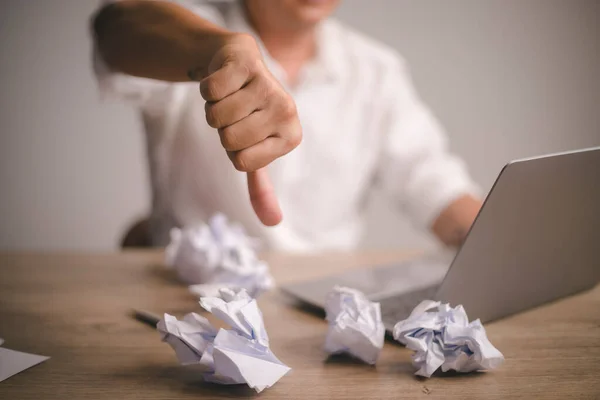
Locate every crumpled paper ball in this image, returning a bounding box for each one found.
[165,213,273,298]
[393,300,504,377]
[324,286,385,364]
[157,288,291,393]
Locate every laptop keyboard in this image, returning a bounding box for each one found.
[379,285,440,328]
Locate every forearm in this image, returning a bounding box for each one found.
[92,0,231,82]
[431,194,482,247]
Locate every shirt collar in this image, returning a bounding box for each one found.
[224,1,344,85]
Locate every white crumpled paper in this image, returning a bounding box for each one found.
[165,213,273,298]
[157,288,291,393]
[324,286,385,364]
[393,300,504,377]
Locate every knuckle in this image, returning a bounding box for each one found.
[220,126,241,150]
[236,60,252,81]
[201,78,222,101]
[204,104,221,128]
[288,126,303,149]
[250,58,264,75]
[280,96,298,119]
[224,57,249,78]
[227,34,261,63]
[232,152,251,172]
[255,78,271,104]
[266,79,280,99]
[226,49,257,78]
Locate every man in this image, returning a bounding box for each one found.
[92,0,481,252]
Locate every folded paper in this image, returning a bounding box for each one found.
[324,286,385,364]
[0,338,50,382]
[157,288,290,393]
[165,213,273,297]
[393,300,504,377]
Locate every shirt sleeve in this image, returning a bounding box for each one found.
[91,0,226,111]
[375,57,479,231]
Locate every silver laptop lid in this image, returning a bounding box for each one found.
[436,147,600,322]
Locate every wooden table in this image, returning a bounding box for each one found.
[0,251,599,399]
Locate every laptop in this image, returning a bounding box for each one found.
[281,147,600,332]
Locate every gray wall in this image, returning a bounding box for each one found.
[0,0,598,251]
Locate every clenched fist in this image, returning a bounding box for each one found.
[93,0,301,227]
[194,34,302,226]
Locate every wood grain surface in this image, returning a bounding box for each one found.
[0,251,598,399]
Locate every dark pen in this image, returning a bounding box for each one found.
[131,309,161,328]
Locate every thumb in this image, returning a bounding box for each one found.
[247,168,282,226]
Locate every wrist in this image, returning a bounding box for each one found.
[187,32,258,81]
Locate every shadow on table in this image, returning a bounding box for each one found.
[324,353,378,366]
[425,369,487,380]
[324,353,419,377]
[278,294,326,319]
[112,363,258,397]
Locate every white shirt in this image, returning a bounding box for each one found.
[93,0,477,252]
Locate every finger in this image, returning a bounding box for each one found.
[247,168,282,226]
[199,61,251,102]
[204,77,267,129]
[228,136,292,172]
[217,111,271,151]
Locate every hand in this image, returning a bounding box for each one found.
[431,194,482,247]
[196,34,302,226]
